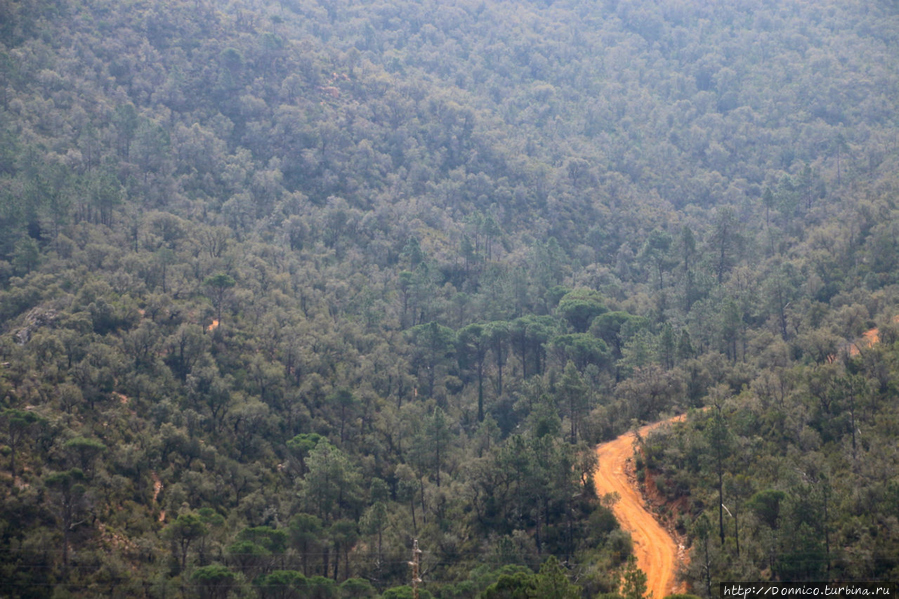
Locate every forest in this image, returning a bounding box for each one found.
[0,0,898,596]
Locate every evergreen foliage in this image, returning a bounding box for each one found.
[0,0,897,596]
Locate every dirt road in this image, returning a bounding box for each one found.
[592,322,892,597]
[594,417,685,599]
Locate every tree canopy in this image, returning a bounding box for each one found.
[0,0,898,596]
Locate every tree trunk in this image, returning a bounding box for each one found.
[333,543,339,580]
[344,544,350,581]
[496,345,504,395]
[718,468,725,546]
[477,362,484,422]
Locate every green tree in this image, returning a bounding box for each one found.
[300,443,361,525]
[28,160,71,241]
[187,364,232,433]
[11,237,39,276]
[710,207,740,284]
[204,273,236,323]
[458,323,490,421]
[559,361,589,443]
[329,518,357,581]
[166,512,209,572]
[85,167,122,226]
[196,507,226,566]
[396,464,420,533]
[620,556,647,599]
[423,407,452,487]
[510,315,554,379]
[381,587,433,599]
[340,577,376,598]
[256,570,308,599]
[323,388,359,445]
[401,235,425,269]
[747,489,785,530]
[63,436,106,475]
[45,468,88,570]
[290,513,323,576]
[480,570,535,599]
[557,288,607,333]
[482,213,502,261]
[307,575,339,598]
[191,564,237,599]
[691,514,714,599]
[165,323,208,382]
[131,118,171,186]
[486,321,510,396]
[228,538,270,579]
[112,102,138,158]
[530,556,580,599]
[680,225,699,311]
[553,333,610,372]
[719,298,742,363]
[238,525,288,568]
[591,312,649,363]
[287,433,323,477]
[398,270,416,328]
[0,408,46,480]
[762,187,775,228]
[724,473,753,559]
[408,321,456,398]
[763,262,799,340]
[704,390,733,546]
[361,478,389,579]
[639,229,675,292]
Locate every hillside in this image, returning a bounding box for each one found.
[1,0,899,597]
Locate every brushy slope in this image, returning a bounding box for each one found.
[0,0,898,596]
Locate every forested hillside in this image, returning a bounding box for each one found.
[1,0,898,596]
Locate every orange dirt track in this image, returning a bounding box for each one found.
[594,417,686,599]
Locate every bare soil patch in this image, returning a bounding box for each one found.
[594,416,687,599]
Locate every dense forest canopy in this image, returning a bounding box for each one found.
[1,0,898,596]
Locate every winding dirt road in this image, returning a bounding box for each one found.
[594,417,685,599]
[591,323,891,597]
